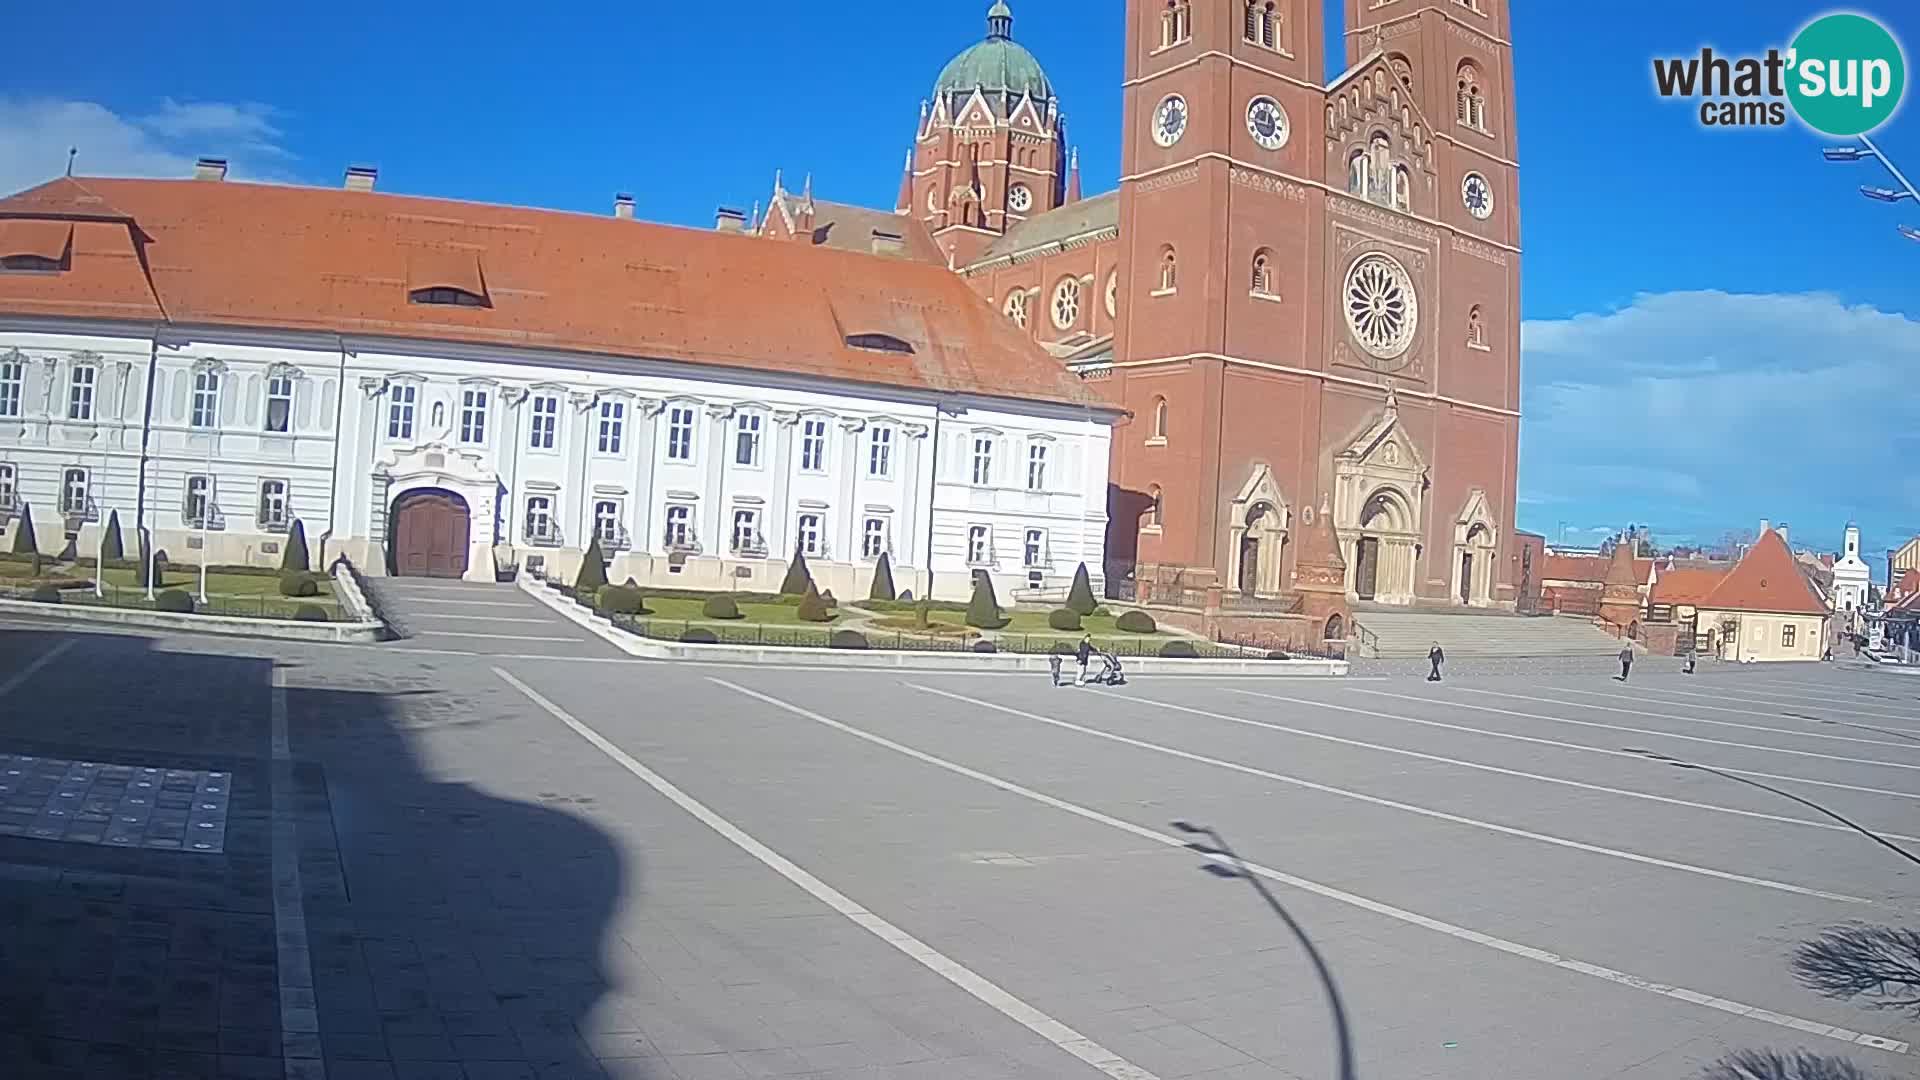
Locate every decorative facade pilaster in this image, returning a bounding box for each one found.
[898,423,930,578]
[631,398,663,555]
[703,403,736,557]
[768,410,800,560]
[835,417,866,563]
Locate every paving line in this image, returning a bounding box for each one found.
[909,685,1864,903]
[493,669,1160,1080]
[414,631,584,643]
[1514,686,1920,750]
[1283,689,1920,803]
[270,668,324,1080]
[0,638,76,700]
[716,677,1907,1057]
[1612,682,1920,724]
[408,613,555,624]
[403,599,542,609]
[1401,687,1920,772]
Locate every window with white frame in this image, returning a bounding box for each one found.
[258,479,289,530]
[734,410,763,466]
[387,383,417,440]
[529,393,558,450]
[1782,624,1797,648]
[796,513,824,557]
[862,517,887,560]
[265,372,294,433]
[524,495,556,543]
[459,388,488,444]
[800,417,828,472]
[971,435,994,485]
[183,474,212,526]
[666,405,695,461]
[0,463,15,509]
[664,503,693,548]
[967,525,991,565]
[1026,441,1049,491]
[0,358,25,418]
[1024,528,1046,567]
[190,369,220,429]
[596,399,625,454]
[868,425,893,478]
[593,499,622,545]
[68,364,96,421]
[61,467,88,516]
[731,508,761,554]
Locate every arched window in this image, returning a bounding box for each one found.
[1004,291,1030,328]
[1050,277,1082,330]
[1162,0,1191,46]
[1348,149,1369,196]
[1145,484,1164,529]
[1391,165,1411,212]
[1251,249,1274,295]
[1368,133,1392,203]
[1152,396,1169,440]
[1467,305,1487,349]
[1157,246,1177,292]
[1457,61,1487,130]
[1243,1,1279,49]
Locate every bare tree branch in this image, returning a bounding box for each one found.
[1793,924,1920,1013]
[1701,1049,1876,1080]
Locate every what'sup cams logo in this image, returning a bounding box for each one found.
[1653,11,1907,135]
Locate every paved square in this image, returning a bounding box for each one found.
[0,755,231,852]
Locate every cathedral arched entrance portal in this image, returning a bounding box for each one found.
[1227,465,1290,598]
[1333,395,1425,605]
[1450,489,1499,608]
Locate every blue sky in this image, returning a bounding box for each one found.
[2,2,1917,573]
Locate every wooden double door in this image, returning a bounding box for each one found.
[392,490,470,578]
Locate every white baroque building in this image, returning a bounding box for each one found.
[1832,522,1872,630]
[0,169,1118,601]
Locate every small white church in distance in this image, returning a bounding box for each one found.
[1831,522,1872,631]
[0,168,1120,601]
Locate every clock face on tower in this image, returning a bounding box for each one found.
[1152,95,1188,148]
[1008,183,1033,213]
[1246,96,1289,151]
[1462,172,1494,220]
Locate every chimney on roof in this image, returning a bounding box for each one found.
[1778,522,1789,543]
[193,157,228,182]
[614,193,635,220]
[714,207,747,233]
[871,229,905,256]
[344,165,378,192]
[1759,519,1771,536]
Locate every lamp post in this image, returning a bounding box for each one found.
[1823,136,1920,240]
[197,431,212,605]
[94,445,107,599]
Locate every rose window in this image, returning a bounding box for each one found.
[1343,253,1418,360]
[1051,278,1081,330]
[1005,291,1029,328]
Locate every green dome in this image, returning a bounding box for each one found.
[934,3,1053,104]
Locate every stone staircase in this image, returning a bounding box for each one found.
[1353,608,1625,659]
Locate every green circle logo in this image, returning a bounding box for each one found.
[1786,12,1906,135]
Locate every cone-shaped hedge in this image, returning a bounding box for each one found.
[280,519,310,573]
[1067,562,1097,616]
[100,510,125,562]
[796,581,833,623]
[868,551,896,602]
[965,571,1008,629]
[575,535,609,594]
[780,546,813,596]
[11,503,37,557]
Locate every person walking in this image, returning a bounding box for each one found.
[1683,641,1696,675]
[1618,644,1634,681]
[1427,643,1444,682]
[1048,652,1064,687]
[1075,634,1094,686]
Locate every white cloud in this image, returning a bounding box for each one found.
[0,97,293,196]
[1519,290,1920,557]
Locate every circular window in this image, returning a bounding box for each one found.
[1004,291,1030,328]
[1461,172,1494,220]
[1008,183,1033,213]
[1105,271,1118,318]
[1342,253,1419,361]
[1246,96,1290,150]
[1051,278,1082,330]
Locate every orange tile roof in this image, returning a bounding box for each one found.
[1699,529,1830,616]
[0,220,73,260]
[1650,566,1728,606]
[0,177,1106,411]
[1541,553,1651,584]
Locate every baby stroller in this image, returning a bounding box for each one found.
[1089,649,1127,686]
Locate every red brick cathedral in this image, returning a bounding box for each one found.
[760,0,1521,611]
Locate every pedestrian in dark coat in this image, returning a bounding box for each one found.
[1619,645,1634,681]
[1683,643,1696,675]
[1427,643,1444,682]
[1075,635,1094,685]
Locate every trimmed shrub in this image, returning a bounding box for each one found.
[1047,608,1083,631]
[796,583,833,623]
[971,639,998,654]
[1067,563,1097,616]
[898,589,914,602]
[293,604,329,622]
[964,572,1009,630]
[280,519,311,573]
[829,629,869,650]
[1051,641,1076,655]
[680,627,719,645]
[100,510,125,562]
[868,552,897,602]
[701,595,744,620]
[821,589,837,609]
[155,590,195,614]
[598,586,648,615]
[279,571,319,598]
[1266,650,1292,661]
[779,547,813,596]
[29,585,61,604]
[1115,610,1158,634]
[11,503,37,558]
[575,536,609,595]
[1158,641,1199,658]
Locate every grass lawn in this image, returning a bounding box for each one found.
[3,563,342,617]
[637,596,838,626]
[870,608,1179,642]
